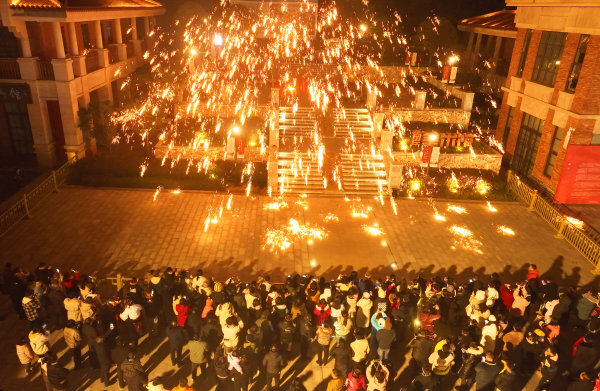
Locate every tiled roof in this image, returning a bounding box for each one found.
[11,0,162,8]
[459,9,516,31]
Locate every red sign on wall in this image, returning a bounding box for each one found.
[236,137,245,158]
[422,146,432,163]
[554,145,600,204]
[441,66,451,83]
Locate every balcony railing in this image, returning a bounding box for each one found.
[108,45,119,64]
[0,58,21,79]
[85,50,100,72]
[37,60,54,80]
[126,41,134,58]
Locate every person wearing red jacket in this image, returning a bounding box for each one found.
[527,264,540,281]
[175,298,189,328]
[418,305,441,337]
[314,299,331,326]
[346,367,367,391]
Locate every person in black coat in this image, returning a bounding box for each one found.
[45,355,69,391]
[411,366,436,391]
[410,330,434,372]
[166,320,186,366]
[330,339,352,377]
[474,352,502,391]
[118,352,147,391]
[571,334,599,375]
[95,336,112,386]
[567,371,594,391]
[495,360,519,391]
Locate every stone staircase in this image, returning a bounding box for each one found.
[277,151,326,195]
[339,153,388,196]
[279,106,317,140]
[333,108,373,139]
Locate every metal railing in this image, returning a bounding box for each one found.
[507,170,600,272]
[0,157,76,237]
[37,60,54,80]
[0,58,21,79]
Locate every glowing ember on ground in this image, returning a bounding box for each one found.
[170,188,182,194]
[497,225,515,236]
[486,201,497,212]
[263,199,289,210]
[263,219,328,252]
[447,174,459,193]
[152,186,163,202]
[351,203,373,218]
[434,211,446,222]
[362,224,383,236]
[447,205,468,214]
[323,213,340,223]
[295,199,309,210]
[476,179,491,195]
[449,225,483,254]
[409,178,421,192]
[565,217,585,229]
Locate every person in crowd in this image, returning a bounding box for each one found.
[16,337,36,374]
[118,351,146,391]
[316,321,334,365]
[63,319,82,369]
[263,344,284,391]
[187,334,208,378]
[166,320,186,367]
[326,368,344,391]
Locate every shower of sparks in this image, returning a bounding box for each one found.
[476,179,491,195]
[264,199,289,210]
[263,218,328,252]
[447,204,468,214]
[449,225,483,254]
[351,203,373,218]
[226,194,233,210]
[565,217,584,229]
[447,173,459,193]
[362,224,383,236]
[140,164,148,177]
[153,186,163,201]
[497,225,515,236]
[486,201,497,212]
[295,199,309,210]
[323,213,340,223]
[434,211,446,221]
[170,188,182,194]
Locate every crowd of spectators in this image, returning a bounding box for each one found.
[4,261,600,391]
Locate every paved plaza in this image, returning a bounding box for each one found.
[0,186,597,390]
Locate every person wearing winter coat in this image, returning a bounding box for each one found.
[187,334,208,378]
[326,368,344,391]
[166,321,186,366]
[376,318,396,361]
[495,360,519,391]
[175,298,189,328]
[411,366,436,391]
[366,361,390,391]
[335,311,353,342]
[568,371,594,391]
[356,293,373,332]
[537,345,559,391]
[428,343,454,376]
[571,334,599,375]
[16,337,36,373]
[118,352,146,391]
[42,355,69,391]
[474,352,502,391]
[418,305,441,336]
[346,367,367,391]
[330,338,352,377]
[222,315,243,351]
[29,327,50,356]
[263,345,284,391]
[63,319,82,369]
[511,284,530,316]
[314,299,331,326]
[316,322,334,365]
[350,332,370,365]
[456,343,484,391]
[410,329,435,371]
[577,291,599,324]
[22,290,41,325]
[216,301,235,326]
[480,315,498,352]
[63,295,82,322]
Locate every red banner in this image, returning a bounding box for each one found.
[236,137,245,158]
[554,145,600,204]
[441,66,451,83]
[422,146,432,163]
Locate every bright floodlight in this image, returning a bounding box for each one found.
[190,48,198,56]
[448,55,459,65]
[214,33,223,46]
[359,24,367,31]
[428,133,439,142]
[232,126,240,134]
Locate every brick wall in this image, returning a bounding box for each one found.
[506,28,527,87]
[521,30,542,85]
[495,91,510,146]
[571,35,600,115]
[505,97,524,157]
[530,109,556,187]
[551,33,580,105]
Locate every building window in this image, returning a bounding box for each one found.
[0,26,20,58]
[544,126,564,177]
[106,24,114,44]
[531,31,566,87]
[516,29,532,77]
[4,102,33,155]
[512,113,544,177]
[81,24,91,49]
[566,34,589,92]
[502,106,515,149]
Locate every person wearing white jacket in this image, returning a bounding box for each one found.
[480,315,498,352]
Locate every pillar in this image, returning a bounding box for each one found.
[461,92,475,112]
[113,19,123,44]
[93,20,103,48]
[388,162,404,188]
[143,16,150,36]
[271,87,279,108]
[415,90,426,109]
[373,112,384,139]
[493,36,503,59]
[130,17,142,56]
[484,35,494,57]
[471,33,482,66]
[51,22,66,59]
[14,20,32,58]
[28,89,57,168]
[268,157,278,195]
[464,31,474,64]
[380,130,393,151]
[366,89,377,111]
[269,108,279,148]
[130,17,138,40]
[67,23,78,56]
[56,83,86,160]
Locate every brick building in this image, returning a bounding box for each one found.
[0,0,164,168]
[495,0,600,203]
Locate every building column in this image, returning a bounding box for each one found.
[464,31,474,65]
[484,35,494,57]
[471,33,483,67]
[366,89,377,111]
[67,22,86,77]
[51,22,66,59]
[130,17,142,56]
[56,83,85,160]
[28,88,57,168]
[143,16,150,36]
[93,20,103,48]
[113,19,127,61]
[51,22,74,81]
